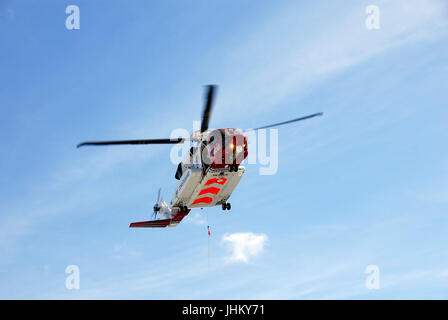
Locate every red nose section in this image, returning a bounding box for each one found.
[207,132,248,170]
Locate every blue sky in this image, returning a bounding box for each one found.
[0,0,447,299]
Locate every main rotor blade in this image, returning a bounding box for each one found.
[200,85,217,133]
[77,138,185,148]
[247,112,323,131]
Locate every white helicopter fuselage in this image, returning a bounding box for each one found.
[170,129,247,210]
[171,164,245,210]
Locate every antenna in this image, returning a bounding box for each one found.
[207,212,210,269]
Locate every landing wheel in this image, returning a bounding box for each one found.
[180,206,188,213]
[221,203,227,211]
[226,203,231,210]
[229,165,238,172]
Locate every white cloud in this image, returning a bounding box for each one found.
[221,232,268,264]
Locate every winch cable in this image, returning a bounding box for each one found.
[207,211,211,269]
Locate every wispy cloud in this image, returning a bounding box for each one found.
[213,0,448,120]
[221,232,268,264]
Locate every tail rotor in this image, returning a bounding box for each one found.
[153,188,161,219]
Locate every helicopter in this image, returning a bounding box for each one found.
[77,85,323,228]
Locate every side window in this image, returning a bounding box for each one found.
[175,162,182,180]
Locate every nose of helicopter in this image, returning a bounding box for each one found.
[226,133,248,164]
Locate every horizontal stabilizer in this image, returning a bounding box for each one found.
[129,219,171,228]
[129,208,191,228]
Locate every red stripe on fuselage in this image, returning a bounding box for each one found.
[192,197,214,205]
[198,187,220,196]
[204,178,227,186]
